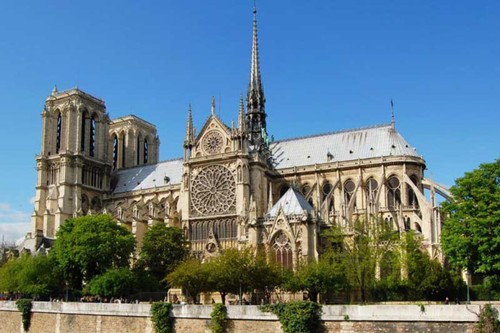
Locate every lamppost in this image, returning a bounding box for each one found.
[465,270,471,304]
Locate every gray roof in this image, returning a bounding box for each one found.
[270,123,420,169]
[267,187,313,217]
[111,158,183,194]
[110,124,420,195]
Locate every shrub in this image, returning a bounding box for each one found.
[210,303,228,333]
[150,302,172,333]
[474,304,499,333]
[261,301,322,333]
[16,298,32,332]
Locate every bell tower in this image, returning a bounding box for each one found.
[32,87,111,238]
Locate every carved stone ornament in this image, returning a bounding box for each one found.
[191,165,236,216]
[202,130,224,154]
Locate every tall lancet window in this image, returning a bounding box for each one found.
[136,136,140,165]
[143,138,148,164]
[272,231,293,270]
[89,115,96,157]
[112,134,118,170]
[56,112,62,154]
[121,132,126,168]
[80,111,86,152]
[387,176,401,208]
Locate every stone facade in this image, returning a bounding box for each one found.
[0,302,491,333]
[26,9,450,264]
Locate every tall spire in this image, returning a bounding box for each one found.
[185,104,194,145]
[246,6,267,151]
[211,96,216,116]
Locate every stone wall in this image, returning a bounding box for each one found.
[0,301,497,333]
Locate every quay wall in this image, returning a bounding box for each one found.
[0,301,496,333]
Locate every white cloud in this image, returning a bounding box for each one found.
[0,202,32,243]
[0,222,31,244]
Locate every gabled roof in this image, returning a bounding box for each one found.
[270,123,420,169]
[108,124,422,195]
[267,187,313,217]
[111,158,183,194]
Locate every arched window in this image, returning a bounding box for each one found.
[344,180,356,207]
[143,138,149,164]
[272,231,293,270]
[301,183,313,206]
[112,134,118,170]
[322,181,335,213]
[56,112,62,154]
[366,178,378,204]
[136,135,141,165]
[89,115,96,157]
[407,175,419,208]
[81,195,89,215]
[387,176,401,208]
[81,111,87,152]
[121,132,126,168]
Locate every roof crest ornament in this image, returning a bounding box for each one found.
[211,96,216,116]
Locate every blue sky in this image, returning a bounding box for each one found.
[0,1,498,242]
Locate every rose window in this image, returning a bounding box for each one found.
[202,131,223,154]
[191,165,236,215]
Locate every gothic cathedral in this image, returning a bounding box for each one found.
[27,9,449,266]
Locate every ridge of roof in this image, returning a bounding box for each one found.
[272,123,393,144]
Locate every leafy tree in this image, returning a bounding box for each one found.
[0,254,62,297]
[282,253,346,303]
[51,214,135,290]
[205,248,255,304]
[136,224,188,288]
[441,159,500,285]
[86,268,137,298]
[323,218,399,302]
[165,258,209,303]
[403,231,463,301]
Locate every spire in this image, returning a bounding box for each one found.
[249,7,263,100]
[51,85,58,95]
[246,6,267,151]
[185,104,194,145]
[390,99,395,129]
[238,93,245,132]
[211,96,216,116]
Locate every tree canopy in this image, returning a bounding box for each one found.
[136,224,188,287]
[441,159,500,284]
[51,214,135,289]
[0,254,62,297]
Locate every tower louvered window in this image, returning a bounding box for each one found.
[89,116,96,157]
[56,113,62,154]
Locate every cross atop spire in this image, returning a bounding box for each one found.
[246,6,267,151]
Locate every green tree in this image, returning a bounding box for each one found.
[136,224,188,288]
[205,249,254,304]
[282,253,346,303]
[86,268,137,298]
[323,218,399,302]
[51,214,135,290]
[0,254,62,297]
[165,258,209,303]
[404,231,463,301]
[441,159,500,285]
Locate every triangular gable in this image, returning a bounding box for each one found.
[267,187,313,217]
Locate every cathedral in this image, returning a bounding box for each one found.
[27,9,450,266]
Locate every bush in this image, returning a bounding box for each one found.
[16,298,32,332]
[209,303,228,333]
[474,304,499,333]
[150,302,172,333]
[261,301,322,333]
